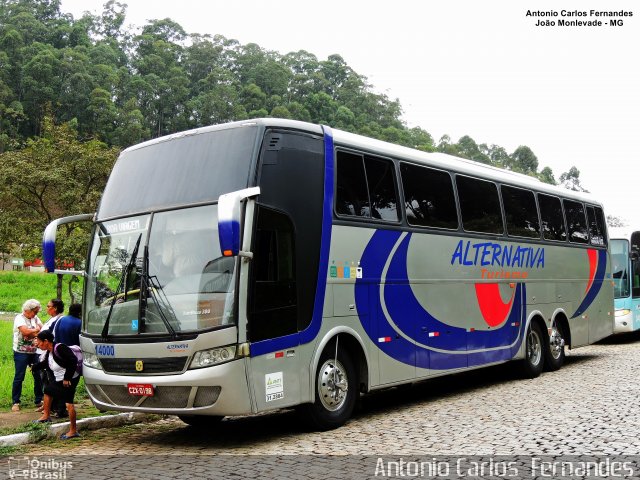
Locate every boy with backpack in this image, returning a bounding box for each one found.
[37,299,66,417]
[48,302,82,419]
[32,329,82,440]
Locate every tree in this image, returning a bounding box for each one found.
[559,166,589,192]
[538,166,556,185]
[437,134,460,156]
[481,144,510,168]
[510,145,538,175]
[0,114,118,280]
[607,215,626,228]
[456,135,490,164]
[407,127,434,152]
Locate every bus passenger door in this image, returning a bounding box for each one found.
[245,206,303,412]
[245,130,326,412]
[631,257,640,330]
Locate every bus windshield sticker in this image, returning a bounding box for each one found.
[265,372,284,402]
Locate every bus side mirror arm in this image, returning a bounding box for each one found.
[42,213,95,274]
[218,187,260,257]
[239,251,254,261]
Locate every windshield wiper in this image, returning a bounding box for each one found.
[101,233,142,339]
[139,244,179,338]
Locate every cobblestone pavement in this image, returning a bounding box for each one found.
[4,334,640,478]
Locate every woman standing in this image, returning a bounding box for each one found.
[12,299,44,412]
[32,330,81,440]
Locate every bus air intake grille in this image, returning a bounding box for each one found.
[96,385,194,408]
[100,357,188,374]
[193,386,221,407]
[85,384,109,404]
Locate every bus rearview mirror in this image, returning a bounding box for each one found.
[218,187,260,257]
[42,213,94,274]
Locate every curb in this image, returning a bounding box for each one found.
[0,413,154,447]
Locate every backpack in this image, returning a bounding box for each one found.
[54,343,83,376]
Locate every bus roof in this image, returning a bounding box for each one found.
[122,118,602,207]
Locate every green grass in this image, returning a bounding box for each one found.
[0,270,85,410]
[0,270,80,313]
[1,319,90,410]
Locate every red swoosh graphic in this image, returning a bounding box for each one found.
[585,249,597,294]
[475,283,516,327]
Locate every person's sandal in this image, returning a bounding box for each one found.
[60,433,81,440]
[11,404,20,412]
[32,418,51,423]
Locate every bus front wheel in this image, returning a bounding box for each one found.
[521,322,544,378]
[303,346,358,431]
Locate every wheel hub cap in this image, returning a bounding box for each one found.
[318,359,348,411]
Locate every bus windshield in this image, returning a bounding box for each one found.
[85,204,237,337]
[611,239,630,299]
[97,124,257,220]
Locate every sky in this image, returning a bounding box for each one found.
[59,0,639,226]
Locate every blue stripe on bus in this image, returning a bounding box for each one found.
[250,126,335,357]
[384,233,468,351]
[385,233,520,350]
[571,249,607,318]
[355,229,527,370]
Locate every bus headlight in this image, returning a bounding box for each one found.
[189,345,237,369]
[83,352,102,370]
[615,309,631,317]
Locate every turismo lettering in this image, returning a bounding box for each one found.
[451,240,545,269]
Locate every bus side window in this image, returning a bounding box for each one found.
[365,156,400,221]
[586,205,607,247]
[563,199,589,244]
[335,150,399,222]
[502,185,540,238]
[336,151,369,217]
[400,163,458,230]
[456,175,503,234]
[248,206,297,342]
[538,194,566,241]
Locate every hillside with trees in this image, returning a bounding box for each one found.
[0,0,584,263]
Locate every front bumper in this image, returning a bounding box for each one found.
[83,358,252,416]
[614,311,634,333]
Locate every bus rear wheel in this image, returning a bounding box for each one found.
[303,346,358,431]
[178,415,223,428]
[544,323,566,371]
[521,322,544,378]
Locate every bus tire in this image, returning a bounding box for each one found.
[178,415,223,428]
[304,347,358,431]
[544,322,566,371]
[521,322,544,378]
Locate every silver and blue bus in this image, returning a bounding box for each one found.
[43,119,614,430]
[610,228,640,333]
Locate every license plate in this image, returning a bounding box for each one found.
[127,383,154,396]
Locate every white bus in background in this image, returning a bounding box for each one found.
[610,228,640,333]
[43,119,614,431]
